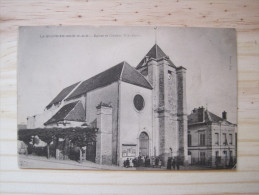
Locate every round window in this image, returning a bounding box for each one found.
[133,94,145,111]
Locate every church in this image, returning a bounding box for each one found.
[27,44,188,166]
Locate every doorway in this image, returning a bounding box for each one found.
[139,132,149,156]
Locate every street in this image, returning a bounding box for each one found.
[18,155,213,171]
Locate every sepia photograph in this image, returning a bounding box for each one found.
[17,26,237,170]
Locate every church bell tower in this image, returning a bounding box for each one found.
[136,44,188,166]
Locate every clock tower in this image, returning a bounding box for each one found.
[136,44,188,165]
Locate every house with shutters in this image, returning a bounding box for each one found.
[187,107,237,168]
[27,44,188,166]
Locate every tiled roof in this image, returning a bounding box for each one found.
[65,62,123,100]
[44,101,85,125]
[136,44,176,69]
[121,62,153,90]
[207,111,224,123]
[65,61,152,101]
[46,82,80,109]
[188,107,234,125]
[145,44,168,59]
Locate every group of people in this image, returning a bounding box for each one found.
[167,156,180,170]
[123,156,162,168]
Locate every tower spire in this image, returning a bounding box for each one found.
[154,26,157,45]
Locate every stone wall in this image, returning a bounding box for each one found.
[157,59,181,165]
[188,122,236,167]
[86,82,119,165]
[119,81,153,166]
[96,105,113,165]
[143,58,188,166]
[27,108,57,128]
[176,67,188,164]
[147,60,160,157]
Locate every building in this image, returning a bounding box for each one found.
[27,44,188,166]
[18,123,27,130]
[187,107,237,168]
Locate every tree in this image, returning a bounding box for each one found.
[65,128,97,162]
[18,129,35,145]
[37,129,56,159]
[18,127,97,160]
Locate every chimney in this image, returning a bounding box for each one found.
[198,106,205,122]
[222,111,227,120]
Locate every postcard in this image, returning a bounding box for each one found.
[18,26,237,170]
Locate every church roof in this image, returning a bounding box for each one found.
[145,44,168,59]
[120,62,153,89]
[65,61,152,101]
[136,44,176,69]
[44,101,85,125]
[188,107,234,125]
[46,82,80,109]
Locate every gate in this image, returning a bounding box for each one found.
[86,142,96,162]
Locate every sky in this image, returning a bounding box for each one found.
[18,26,237,124]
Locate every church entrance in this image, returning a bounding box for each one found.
[139,132,149,156]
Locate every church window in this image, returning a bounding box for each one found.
[134,94,145,111]
[168,70,172,80]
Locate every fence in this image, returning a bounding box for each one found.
[190,156,237,168]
